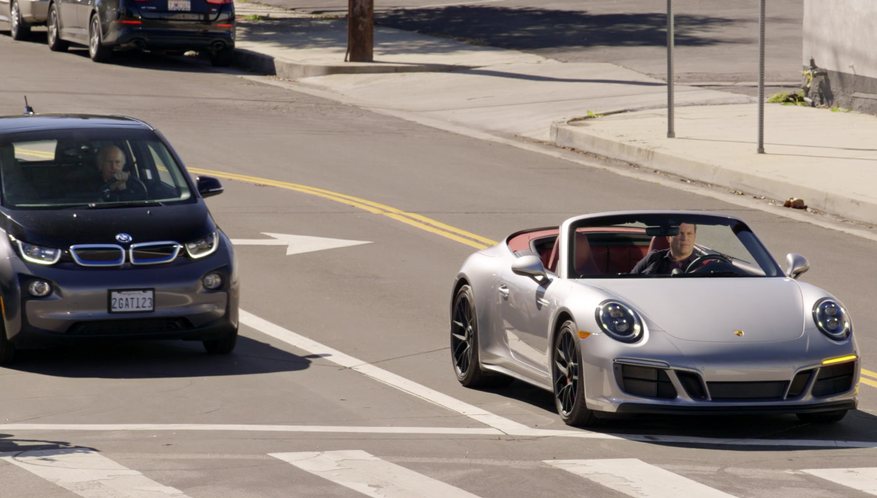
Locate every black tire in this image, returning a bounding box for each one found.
[88,13,112,62]
[0,325,16,366]
[796,409,848,424]
[10,0,32,41]
[450,284,509,388]
[552,320,596,427]
[47,3,68,52]
[209,47,234,67]
[203,326,238,355]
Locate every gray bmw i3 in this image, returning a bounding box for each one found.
[0,113,239,364]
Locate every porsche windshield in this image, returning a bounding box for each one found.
[568,216,783,278]
[0,129,193,208]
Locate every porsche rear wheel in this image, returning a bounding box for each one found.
[552,320,595,427]
[796,409,848,424]
[451,284,508,388]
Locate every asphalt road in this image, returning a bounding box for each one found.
[1,34,876,497]
[257,0,804,95]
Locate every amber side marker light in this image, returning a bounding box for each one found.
[822,354,858,366]
[578,331,591,339]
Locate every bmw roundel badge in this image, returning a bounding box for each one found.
[116,233,133,244]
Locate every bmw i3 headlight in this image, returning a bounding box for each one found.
[812,298,851,340]
[185,232,218,259]
[595,300,643,343]
[14,239,62,265]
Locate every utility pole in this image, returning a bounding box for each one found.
[347,0,374,62]
[757,0,766,153]
[666,0,675,138]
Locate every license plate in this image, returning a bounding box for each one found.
[168,0,190,11]
[109,290,154,313]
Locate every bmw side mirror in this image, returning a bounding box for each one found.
[512,254,547,281]
[197,175,223,198]
[786,253,809,279]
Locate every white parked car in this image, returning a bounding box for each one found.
[1,0,46,40]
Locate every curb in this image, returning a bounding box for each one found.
[551,120,877,227]
[232,48,467,80]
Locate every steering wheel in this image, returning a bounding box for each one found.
[685,254,734,274]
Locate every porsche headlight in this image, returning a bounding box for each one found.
[812,298,851,340]
[595,300,643,343]
[15,239,62,265]
[185,232,218,259]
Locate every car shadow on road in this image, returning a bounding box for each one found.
[4,335,312,378]
[377,7,745,51]
[482,379,877,447]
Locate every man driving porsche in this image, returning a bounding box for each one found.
[630,223,698,275]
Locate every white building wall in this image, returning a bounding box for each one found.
[803,0,877,79]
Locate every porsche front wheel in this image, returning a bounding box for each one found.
[552,320,595,427]
[451,284,507,388]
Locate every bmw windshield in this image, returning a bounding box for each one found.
[0,129,193,208]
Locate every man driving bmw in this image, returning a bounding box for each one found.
[96,145,147,201]
[631,223,698,275]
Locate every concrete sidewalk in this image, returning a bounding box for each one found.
[232,3,877,227]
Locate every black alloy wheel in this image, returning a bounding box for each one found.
[451,284,507,388]
[88,13,112,62]
[10,0,31,40]
[0,326,16,366]
[47,3,68,52]
[552,320,595,427]
[203,327,238,354]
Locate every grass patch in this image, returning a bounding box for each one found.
[767,91,807,106]
[241,14,265,21]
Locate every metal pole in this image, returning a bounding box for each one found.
[757,0,766,153]
[667,0,675,138]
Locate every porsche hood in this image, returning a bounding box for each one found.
[596,278,806,343]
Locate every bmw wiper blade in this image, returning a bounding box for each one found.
[87,200,164,209]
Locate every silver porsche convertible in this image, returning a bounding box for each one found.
[450,211,859,426]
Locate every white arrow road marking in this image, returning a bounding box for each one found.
[230,233,371,256]
[271,450,481,498]
[0,448,188,497]
[545,458,737,498]
[801,467,877,495]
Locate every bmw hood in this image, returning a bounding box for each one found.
[3,202,215,247]
[595,278,805,343]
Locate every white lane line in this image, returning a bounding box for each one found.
[270,450,481,498]
[0,424,499,436]
[0,448,188,498]
[801,467,877,495]
[0,424,876,449]
[545,458,737,498]
[240,309,615,440]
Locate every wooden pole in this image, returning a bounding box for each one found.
[347,0,374,62]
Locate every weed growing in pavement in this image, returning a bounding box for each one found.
[830,106,850,113]
[584,110,604,119]
[767,91,807,106]
[242,14,265,21]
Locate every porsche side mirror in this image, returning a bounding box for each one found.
[786,253,809,279]
[197,175,223,198]
[512,254,547,281]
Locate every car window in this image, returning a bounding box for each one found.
[568,216,782,279]
[1,130,193,208]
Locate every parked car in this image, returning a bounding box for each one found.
[45,0,235,65]
[0,112,239,364]
[451,211,859,426]
[1,0,47,40]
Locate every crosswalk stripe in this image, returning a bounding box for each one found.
[270,450,481,498]
[0,448,189,498]
[545,458,737,498]
[801,467,877,495]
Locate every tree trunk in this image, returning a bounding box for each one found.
[347,0,374,62]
